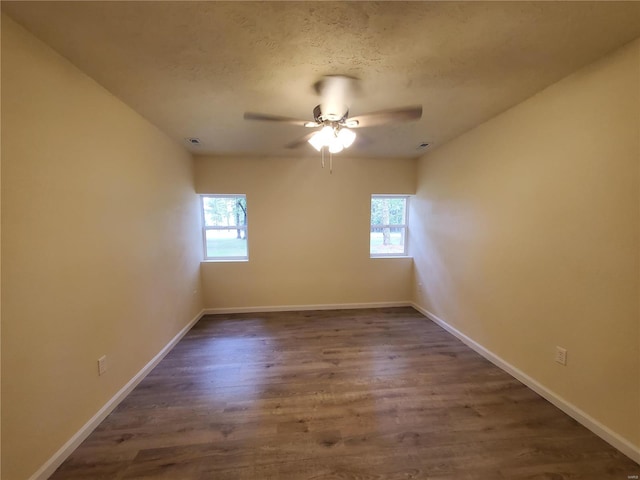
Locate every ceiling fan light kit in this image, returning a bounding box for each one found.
[308,125,356,153]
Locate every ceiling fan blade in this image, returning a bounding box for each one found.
[285,131,316,149]
[354,132,373,147]
[348,105,423,128]
[244,112,312,127]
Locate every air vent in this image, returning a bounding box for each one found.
[417,142,430,150]
[186,137,201,146]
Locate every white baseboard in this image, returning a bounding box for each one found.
[203,301,412,315]
[29,309,206,480]
[410,302,640,465]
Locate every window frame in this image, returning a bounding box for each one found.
[200,194,249,262]
[370,194,410,258]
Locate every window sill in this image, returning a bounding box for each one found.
[370,255,413,259]
[202,259,248,263]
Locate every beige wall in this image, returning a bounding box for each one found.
[1,16,203,480]
[412,39,640,449]
[195,156,415,309]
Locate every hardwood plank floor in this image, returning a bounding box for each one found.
[50,307,639,479]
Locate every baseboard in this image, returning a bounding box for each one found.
[203,301,412,315]
[410,302,640,465]
[28,309,206,480]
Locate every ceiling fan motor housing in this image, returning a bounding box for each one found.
[313,104,349,124]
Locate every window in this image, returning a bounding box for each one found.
[370,195,409,257]
[201,195,248,261]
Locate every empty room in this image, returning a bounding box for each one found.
[2,2,639,479]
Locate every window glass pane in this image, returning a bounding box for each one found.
[371,197,406,226]
[370,195,408,256]
[203,196,247,228]
[205,228,247,258]
[370,227,406,255]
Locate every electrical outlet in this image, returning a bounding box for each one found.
[98,355,108,375]
[555,346,567,366]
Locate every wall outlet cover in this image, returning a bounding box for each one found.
[555,346,567,366]
[98,355,108,375]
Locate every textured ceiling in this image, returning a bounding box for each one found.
[3,1,640,158]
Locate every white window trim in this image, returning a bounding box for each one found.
[370,194,410,258]
[200,194,249,262]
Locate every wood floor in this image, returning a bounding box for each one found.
[51,307,639,479]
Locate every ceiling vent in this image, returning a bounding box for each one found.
[417,142,430,150]
[186,137,201,146]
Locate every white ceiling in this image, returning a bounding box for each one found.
[3,1,640,159]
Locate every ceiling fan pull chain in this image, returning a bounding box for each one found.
[330,151,333,174]
[321,147,325,169]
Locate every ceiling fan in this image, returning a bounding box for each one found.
[244,75,422,154]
